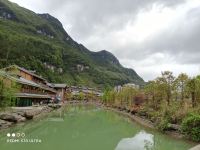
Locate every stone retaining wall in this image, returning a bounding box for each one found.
[0,105,61,130]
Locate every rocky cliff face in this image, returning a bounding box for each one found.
[0,1,17,20]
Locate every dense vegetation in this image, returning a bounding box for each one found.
[0,73,18,110]
[103,71,200,142]
[0,0,144,88]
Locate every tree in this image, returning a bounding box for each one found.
[176,73,189,101]
[158,71,175,105]
[195,76,200,104]
[172,79,179,101]
[187,77,200,108]
[0,78,18,110]
[144,81,156,105]
[144,80,165,109]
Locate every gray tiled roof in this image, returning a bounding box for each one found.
[0,71,56,93]
[4,65,46,81]
[51,83,67,88]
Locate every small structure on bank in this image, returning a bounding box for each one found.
[48,83,67,103]
[113,83,145,112]
[114,83,140,93]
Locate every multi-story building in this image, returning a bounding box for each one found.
[0,65,57,107]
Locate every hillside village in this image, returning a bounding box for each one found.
[0,65,103,107]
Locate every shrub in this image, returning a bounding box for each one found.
[157,118,170,131]
[181,113,200,142]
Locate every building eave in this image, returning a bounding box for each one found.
[15,93,51,99]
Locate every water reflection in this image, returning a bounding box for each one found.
[115,130,154,150]
[47,108,65,122]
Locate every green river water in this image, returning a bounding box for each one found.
[0,105,195,150]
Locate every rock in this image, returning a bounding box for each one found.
[130,107,140,114]
[0,113,26,123]
[168,124,181,131]
[42,106,52,113]
[0,113,16,122]
[24,111,34,119]
[0,119,12,129]
[24,108,44,119]
[11,113,26,122]
[16,111,26,117]
[17,115,26,122]
[48,104,61,109]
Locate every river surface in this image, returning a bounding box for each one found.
[0,104,195,150]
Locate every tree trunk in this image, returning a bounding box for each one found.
[191,92,195,108]
[181,85,184,101]
[167,92,170,106]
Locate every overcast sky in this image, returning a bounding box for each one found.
[9,0,200,81]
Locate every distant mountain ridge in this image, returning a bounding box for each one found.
[0,0,144,87]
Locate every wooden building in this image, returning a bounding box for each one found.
[0,65,57,107]
[48,83,67,103]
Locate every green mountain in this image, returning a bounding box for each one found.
[0,0,144,87]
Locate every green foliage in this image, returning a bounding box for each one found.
[181,113,200,142]
[0,79,18,109]
[174,73,189,101]
[187,77,200,107]
[102,89,112,104]
[157,118,170,131]
[78,92,85,101]
[65,92,73,101]
[85,92,95,101]
[102,86,139,109]
[142,71,200,139]
[101,70,200,142]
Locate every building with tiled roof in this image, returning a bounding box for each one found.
[0,65,57,106]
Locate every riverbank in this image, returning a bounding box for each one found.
[0,104,62,130]
[104,104,200,150]
[0,102,194,150]
[67,101,199,147]
[67,101,183,138]
[66,101,182,136]
[106,107,189,139]
[104,105,200,145]
[1,101,199,149]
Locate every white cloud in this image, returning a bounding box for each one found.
[120,55,200,81]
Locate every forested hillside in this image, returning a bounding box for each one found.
[0,0,144,87]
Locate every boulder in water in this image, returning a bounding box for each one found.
[0,113,26,122]
[0,119,13,129]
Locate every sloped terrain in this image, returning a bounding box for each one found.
[0,0,144,87]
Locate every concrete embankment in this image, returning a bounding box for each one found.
[0,104,61,130]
